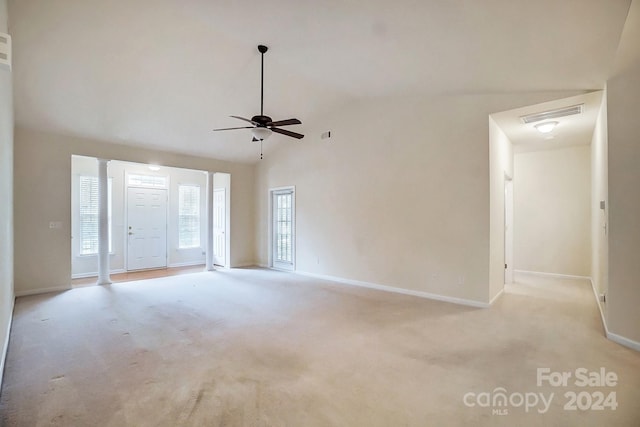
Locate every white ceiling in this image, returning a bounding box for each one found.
[491,91,604,153]
[8,0,632,163]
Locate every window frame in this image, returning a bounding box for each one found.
[78,175,113,256]
[177,184,202,250]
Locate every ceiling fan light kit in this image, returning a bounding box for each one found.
[213,44,304,159]
[252,127,272,140]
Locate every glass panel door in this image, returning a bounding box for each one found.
[272,188,295,270]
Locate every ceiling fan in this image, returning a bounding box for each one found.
[213,44,304,157]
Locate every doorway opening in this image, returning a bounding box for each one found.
[71,156,230,282]
[489,91,604,300]
[213,172,231,268]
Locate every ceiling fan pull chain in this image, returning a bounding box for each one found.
[260,139,263,160]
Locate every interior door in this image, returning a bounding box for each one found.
[213,188,226,266]
[127,187,167,271]
[271,188,295,271]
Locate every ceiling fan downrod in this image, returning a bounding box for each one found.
[258,44,268,116]
[211,43,304,150]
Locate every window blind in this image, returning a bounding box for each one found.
[275,193,292,263]
[79,176,112,255]
[178,185,200,249]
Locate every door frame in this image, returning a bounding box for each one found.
[124,172,170,271]
[504,174,514,284]
[268,186,296,271]
[213,187,228,268]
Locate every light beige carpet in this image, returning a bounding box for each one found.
[1,269,639,426]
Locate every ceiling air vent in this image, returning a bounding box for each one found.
[0,33,11,71]
[520,104,583,124]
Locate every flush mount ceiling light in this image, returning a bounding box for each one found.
[251,127,272,141]
[534,121,558,134]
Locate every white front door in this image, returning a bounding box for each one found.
[271,188,295,271]
[213,188,226,266]
[127,187,167,271]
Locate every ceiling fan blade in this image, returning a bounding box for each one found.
[230,115,259,125]
[272,127,304,139]
[268,118,301,127]
[212,126,254,131]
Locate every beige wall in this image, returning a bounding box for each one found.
[489,117,514,300]
[256,92,581,305]
[513,146,591,277]
[0,0,14,381]
[606,0,640,344]
[13,127,255,295]
[591,91,609,299]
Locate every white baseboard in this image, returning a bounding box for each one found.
[514,270,591,281]
[587,278,640,352]
[232,263,259,268]
[295,270,489,308]
[71,269,126,279]
[589,278,608,335]
[15,285,71,297]
[167,261,205,268]
[489,288,504,305]
[0,296,15,389]
[607,331,640,352]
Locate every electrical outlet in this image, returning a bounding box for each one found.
[49,221,62,229]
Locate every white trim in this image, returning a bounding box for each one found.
[607,332,640,352]
[231,262,255,268]
[588,278,640,352]
[295,270,489,308]
[167,261,205,268]
[212,186,228,269]
[0,296,14,389]
[489,288,504,305]
[205,172,215,271]
[589,278,608,335]
[15,286,71,297]
[521,271,640,353]
[513,269,591,281]
[223,174,232,270]
[71,269,126,279]
[268,186,296,271]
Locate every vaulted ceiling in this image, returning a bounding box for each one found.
[8,0,632,163]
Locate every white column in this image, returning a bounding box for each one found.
[205,171,215,271]
[97,158,112,285]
